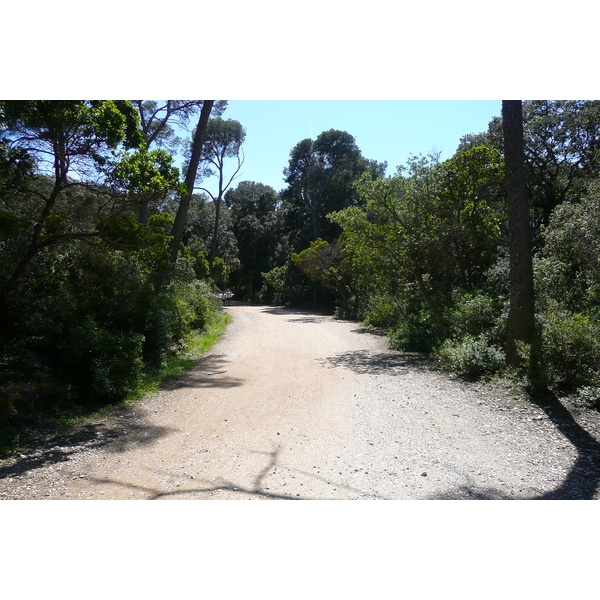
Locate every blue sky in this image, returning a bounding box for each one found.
[201,100,502,195]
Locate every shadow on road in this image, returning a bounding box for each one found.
[83,444,301,500]
[427,485,513,500]
[320,349,432,376]
[0,404,173,481]
[0,354,244,484]
[426,391,600,500]
[259,306,314,316]
[161,354,244,391]
[259,306,338,321]
[80,444,389,500]
[286,316,330,323]
[531,391,600,499]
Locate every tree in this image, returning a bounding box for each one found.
[169,101,214,264]
[283,138,318,242]
[193,118,246,268]
[181,194,239,280]
[501,100,536,370]
[225,181,282,298]
[133,100,227,223]
[330,155,447,328]
[292,238,357,316]
[463,101,600,239]
[0,101,147,313]
[282,129,386,249]
[436,145,504,287]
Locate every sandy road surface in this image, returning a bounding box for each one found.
[2,305,600,500]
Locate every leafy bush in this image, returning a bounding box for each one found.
[388,311,446,353]
[57,317,144,404]
[142,279,220,367]
[260,262,309,306]
[436,335,505,379]
[539,308,600,393]
[362,294,402,328]
[260,264,290,304]
[210,257,231,288]
[448,291,505,342]
[576,386,600,410]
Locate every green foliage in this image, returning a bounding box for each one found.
[0,141,36,195]
[361,295,402,328]
[107,148,183,207]
[198,117,246,178]
[179,195,240,277]
[260,262,310,306]
[0,100,230,419]
[56,317,145,403]
[142,278,221,365]
[388,310,446,353]
[194,252,210,279]
[436,335,505,380]
[576,386,600,410]
[447,290,507,345]
[292,239,352,303]
[225,182,283,299]
[0,208,221,411]
[0,301,230,459]
[282,129,386,246]
[0,209,29,240]
[261,264,291,304]
[1,100,142,160]
[5,99,600,416]
[539,186,600,310]
[435,146,504,286]
[539,308,600,393]
[210,257,231,288]
[323,148,508,377]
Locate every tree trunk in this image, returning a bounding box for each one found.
[169,101,214,264]
[209,168,224,269]
[502,100,536,369]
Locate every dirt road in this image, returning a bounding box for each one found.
[2,305,600,499]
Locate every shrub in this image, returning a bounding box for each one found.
[576,386,600,410]
[436,335,505,379]
[260,263,309,305]
[57,317,144,404]
[142,279,220,367]
[539,308,600,393]
[448,291,505,343]
[388,311,445,353]
[362,294,402,328]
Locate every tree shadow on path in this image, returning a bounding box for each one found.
[0,352,248,483]
[161,354,245,390]
[320,349,432,376]
[83,444,301,500]
[0,404,173,481]
[81,443,388,500]
[531,390,600,499]
[427,390,600,500]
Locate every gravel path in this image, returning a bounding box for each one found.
[2,304,600,500]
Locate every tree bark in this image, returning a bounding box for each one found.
[209,155,225,269]
[502,100,536,369]
[169,101,214,264]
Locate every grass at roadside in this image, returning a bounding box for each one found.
[0,309,231,458]
[121,308,231,404]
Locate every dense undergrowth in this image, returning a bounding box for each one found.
[0,306,230,458]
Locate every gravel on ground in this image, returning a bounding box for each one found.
[1,305,600,500]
